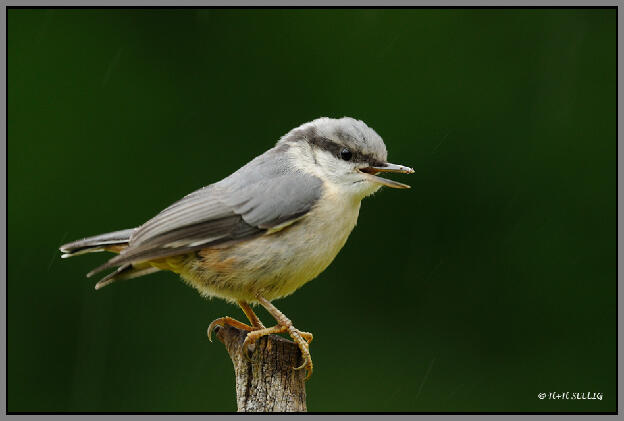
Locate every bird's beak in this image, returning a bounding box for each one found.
[359,162,415,189]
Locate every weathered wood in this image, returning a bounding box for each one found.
[214,324,307,412]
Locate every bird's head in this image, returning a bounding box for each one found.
[278,117,414,200]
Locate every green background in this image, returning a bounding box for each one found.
[8,9,616,412]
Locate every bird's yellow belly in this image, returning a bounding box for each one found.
[181,194,361,303]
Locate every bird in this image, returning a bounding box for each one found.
[59,117,414,379]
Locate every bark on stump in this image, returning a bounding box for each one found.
[214,324,307,412]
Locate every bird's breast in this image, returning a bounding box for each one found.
[186,185,362,302]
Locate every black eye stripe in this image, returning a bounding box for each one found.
[307,136,381,165]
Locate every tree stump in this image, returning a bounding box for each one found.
[214,324,307,412]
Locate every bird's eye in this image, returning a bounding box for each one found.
[340,148,352,161]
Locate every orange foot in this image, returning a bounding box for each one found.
[207,316,259,342]
[207,300,266,341]
[242,322,314,379]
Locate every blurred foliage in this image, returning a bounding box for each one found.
[8,9,615,412]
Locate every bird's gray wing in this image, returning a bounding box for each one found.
[88,146,323,276]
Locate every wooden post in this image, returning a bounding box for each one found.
[214,324,307,412]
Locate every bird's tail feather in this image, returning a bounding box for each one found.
[94,263,161,290]
[60,228,162,289]
[59,228,136,258]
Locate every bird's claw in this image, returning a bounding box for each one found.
[238,323,314,379]
[207,316,255,342]
[288,328,314,380]
[242,335,257,363]
[294,354,313,380]
[209,313,314,380]
[299,331,313,344]
[241,324,288,364]
[207,320,220,342]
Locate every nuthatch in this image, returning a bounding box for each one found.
[60,117,414,379]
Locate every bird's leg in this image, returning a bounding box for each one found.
[238,300,265,329]
[242,295,314,379]
[207,300,265,341]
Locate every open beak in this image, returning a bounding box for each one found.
[359,162,415,189]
